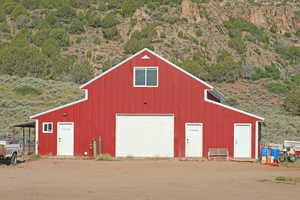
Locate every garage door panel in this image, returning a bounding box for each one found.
[116,115,174,157]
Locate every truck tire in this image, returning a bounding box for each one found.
[9,153,17,165]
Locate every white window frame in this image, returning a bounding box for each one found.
[133,67,159,87]
[42,122,53,133]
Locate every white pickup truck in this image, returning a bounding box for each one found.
[0,139,22,165]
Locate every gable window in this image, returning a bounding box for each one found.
[134,67,158,87]
[43,122,53,133]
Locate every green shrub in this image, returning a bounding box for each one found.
[1,1,18,15]
[283,89,300,115]
[130,18,137,27]
[33,28,70,47]
[22,0,41,10]
[94,37,101,45]
[124,38,153,54]
[295,10,300,20]
[121,0,143,17]
[15,85,42,96]
[224,17,269,44]
[49,28,70,46]
[0,22,10,33]
[70,61,93,84]
[132,25,157,40]
[71,0,91,9]
[195,27,203,37]
[102,27,119,40]
[295,29,300,38]
[276,45,300,64]
[29,154,41,160]
[69,19,85,34]
[86,13,102,28]
[98,1,108,11]
[124,25,157,53]
[264,83,289,94]
[41,38,60,57]
[207,50,241,82]
[45,12,59,28]
[0,10,5,23]
[0,40,49,78]
[95,154,117,161]
[55,5,76,24]
[178,31,184,38]
[270,24,277,33]
[101,13,120,28]
[11,4,28,18]
[284,32,292,38]
[32,29,51,46]
[180,51,209,80]
[228,36,246,54]
[251,64,281,81]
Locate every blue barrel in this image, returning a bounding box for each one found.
[261,147,270,156]
[271,148,280,160]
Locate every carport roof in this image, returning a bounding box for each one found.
[13,121,35,128]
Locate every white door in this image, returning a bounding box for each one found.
[116,115,174,157]
[185,123,203,157]
[57,122,74,156]
[234,124,251,158]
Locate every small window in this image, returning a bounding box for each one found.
[134,67,158,87]
[43,122,53,133]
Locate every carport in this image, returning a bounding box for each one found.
[13,122,35,155]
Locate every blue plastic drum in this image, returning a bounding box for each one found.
[271,148,280,160]
[261,147,270,157]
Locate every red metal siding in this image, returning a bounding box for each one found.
[34,50,261,158]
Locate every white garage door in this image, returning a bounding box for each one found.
[116,115,174,157]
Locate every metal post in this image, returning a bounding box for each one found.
[22,128,25,152]
[98,136,102,154]
[92,139,97,158]
[28,127,30,154]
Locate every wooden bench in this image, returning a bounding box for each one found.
[208,148,228,160]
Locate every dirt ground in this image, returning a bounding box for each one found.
[0,159,299,200]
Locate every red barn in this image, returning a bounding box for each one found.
[30,49,264,159]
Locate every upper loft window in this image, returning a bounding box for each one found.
[43,122,53,133]
[134,67,158,87]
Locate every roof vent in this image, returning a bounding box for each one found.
[141,55,150,59]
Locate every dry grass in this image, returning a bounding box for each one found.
[275,176,300,184]
[281,161,300,168]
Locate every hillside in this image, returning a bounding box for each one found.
[0,0,300,143]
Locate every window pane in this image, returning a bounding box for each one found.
[48,123,52,131]
[44,124,47,132]
[146,68,157,86]
[135,68,145,86]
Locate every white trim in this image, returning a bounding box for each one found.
[116,113,174,116]
[35,119,39,154]
[234,123,252,158]
[42,122,53,133]
[57,122,74,156]
[133,67,159,87]
[255,121,259,159]
[204,89,264,121]
[79,48,214,89]
[30,89,88,119]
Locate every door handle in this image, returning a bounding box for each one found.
[187,138,189,144]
